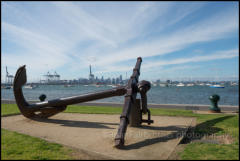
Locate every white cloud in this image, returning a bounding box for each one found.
[92,7,238,67]
[2,22,71,76]
[143,49,238,68]
[95,49,238,73]
[1,2,238,81]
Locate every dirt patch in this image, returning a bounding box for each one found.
[179,124,235,145]
[168,129,235,159]
[191,134,235,145]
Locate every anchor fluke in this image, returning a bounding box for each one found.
[14,65,27,89]
[13,65,66,118]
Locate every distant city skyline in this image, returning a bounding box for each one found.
[2,63,238,84]
[1,1,239,82]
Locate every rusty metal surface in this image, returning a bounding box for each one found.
[13,57,153,148]
[114,57,153,148]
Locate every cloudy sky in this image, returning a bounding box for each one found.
[1,1,239,82]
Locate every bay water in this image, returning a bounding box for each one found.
[1,85,238,105]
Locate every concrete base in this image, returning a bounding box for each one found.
[2,113,196,160]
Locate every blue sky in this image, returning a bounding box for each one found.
[1,1,239,82]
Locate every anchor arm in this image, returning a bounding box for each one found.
[13,65,126,118]
[29,87,127,109]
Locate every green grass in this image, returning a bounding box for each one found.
[0,103,200,116]
[193,114,239,140]
[1,103,239,160]
[180,114,239,160]
[1,129,73,160]
[1,104,20,116]
[181,142,239,160]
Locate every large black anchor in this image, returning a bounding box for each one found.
[13,57,153,148]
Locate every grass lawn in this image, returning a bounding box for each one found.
[1,104,239,160]
[181,142,239,160]
[1,129,73,160]
[1,104,20,116]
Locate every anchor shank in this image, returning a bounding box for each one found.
[114,57,142,148]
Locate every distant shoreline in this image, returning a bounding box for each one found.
[1,99,238,112]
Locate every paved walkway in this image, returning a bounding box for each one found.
[2,113,196,160]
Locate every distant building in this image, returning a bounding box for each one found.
[41,71,61,84]
[116,78,120,84]
[112,78,116,84]
[166,80,171,84]
[106,78,111,84]
[89,65,95,82]
[78,78,88,84]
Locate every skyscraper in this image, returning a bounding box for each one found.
[89,65,94,81]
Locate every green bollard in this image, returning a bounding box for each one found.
[209,94,221,113]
